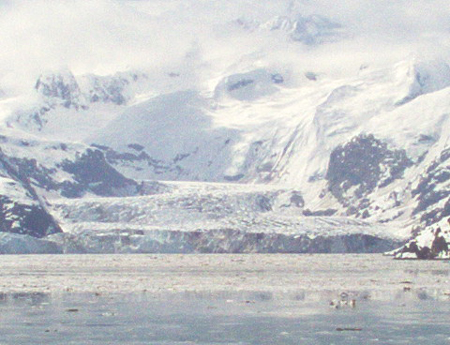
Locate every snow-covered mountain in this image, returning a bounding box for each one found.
[1,0,450,255]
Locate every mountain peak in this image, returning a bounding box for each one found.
[35,70,86,110]
[394,58,450,105]
[263,14,343,45]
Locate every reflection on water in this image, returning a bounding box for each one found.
[431,269,450,276]
[0,290,449,345]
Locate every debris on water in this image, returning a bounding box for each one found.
[336,328,362,332]
[330,292,356,309]
[66,308,79,312]
[101,312,116,317]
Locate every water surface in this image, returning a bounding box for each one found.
[0,254,449,344]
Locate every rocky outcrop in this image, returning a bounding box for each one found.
[0,141,147,238]
[391,227,449,260]
[6,146,140,199]
[81,72,146,105]
[412,148,450,225]
[59,149,139,198]
[35,70,85,109]
[35,70,146,110]
[17,70,147,132]
[0,196,61,238]
[326,134,412,216]
[0,150,62,238]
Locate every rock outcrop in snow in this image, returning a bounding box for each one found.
[0,149,62,238]
[35,70,86,110]
[0,134,151,238]
[326,134,412,218]
[263,14,343,45]
[214,69,283,101]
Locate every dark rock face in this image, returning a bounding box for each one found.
[289,192,305,207]
[0,196,61,238]
[35,71,84,109]
[98,145,172,176]
[60,149,139,198]
[271,74,284,84]
[0,151,62,238]
[326,134,412,214]
[35,71,145,109]
[20,71,146,133]
[8,156,59,192]
[88,78,127,105]
[6,147,140,199]
[227,79,255,91]
[412,148,450,225]
[395,231,449,260]
[255,195,272,212]
[86,73,145,105]
[0,143,146,238]
[303,209,337,217]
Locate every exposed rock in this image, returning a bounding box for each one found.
[80,72,146,106]
[35,70,86,110]
[412,148,450,225]
[326,134,412,215]
[0,150,62,238]
[303,209,337,217]
[0,195,61,238]
[392,227,450,260]
[59,149,139,198]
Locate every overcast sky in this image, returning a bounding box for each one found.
[1,0,450,93]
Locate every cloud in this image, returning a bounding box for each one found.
[1,0,450,94]
[0,0,196,92]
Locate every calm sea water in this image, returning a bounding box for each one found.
[0,291,449,344]
[0,254,449,344]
